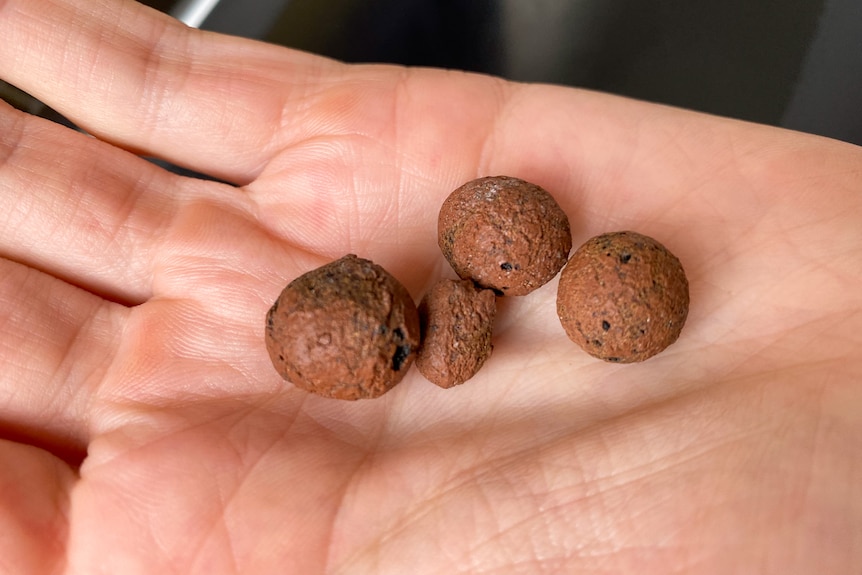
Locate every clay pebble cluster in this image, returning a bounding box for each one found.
[265,176,690,400]
[417,176,572,387]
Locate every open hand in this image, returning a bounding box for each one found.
[1,1,861,573]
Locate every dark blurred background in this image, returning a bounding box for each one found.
[4,0,862,145]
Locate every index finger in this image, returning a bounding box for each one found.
[0,0,343,184]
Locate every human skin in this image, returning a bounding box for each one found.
[0,0,861,573]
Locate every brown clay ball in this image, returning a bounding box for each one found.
[438,176,572,296]
[556,231,689,363]
[265,254,421,400]
[416,279,497,388]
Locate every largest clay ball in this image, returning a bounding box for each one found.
[438,176,572,296]
[265,255,420,400]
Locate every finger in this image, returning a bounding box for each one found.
[0,100,228,304]
[0,257,127,461]
[0,439,74,575]
[0,0,342,184]
[472,83,862,249]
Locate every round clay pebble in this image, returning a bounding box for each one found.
[416,279,497,388]
[438,176,572,296]
[556,231,689,363]
[265,254,421,400]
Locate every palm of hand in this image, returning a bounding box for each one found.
[1,2,861,574]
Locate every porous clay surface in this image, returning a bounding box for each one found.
[416,279,497,388]
[556,231,689,363]
[265,254,420,399]
[438,176,572,296]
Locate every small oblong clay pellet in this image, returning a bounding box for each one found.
[416,279,497,388]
